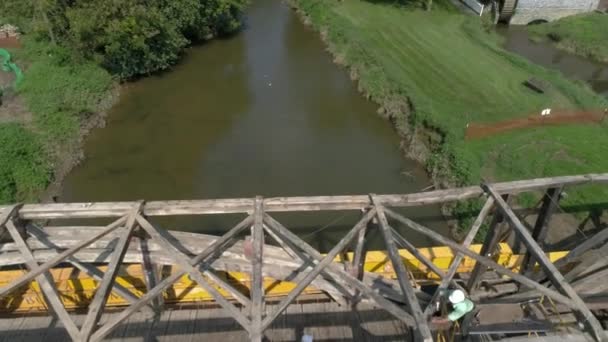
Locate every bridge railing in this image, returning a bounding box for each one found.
[0,173,607,341]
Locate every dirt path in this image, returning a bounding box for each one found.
[0,71,31,124]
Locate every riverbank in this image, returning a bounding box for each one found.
[0,38,116,203]
[291,0,608,236]
[529,13,608,64]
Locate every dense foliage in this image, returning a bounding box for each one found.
[1,0,248,79]
[0,0,247,204]
[0,123,51,203]
[15,39,114,143]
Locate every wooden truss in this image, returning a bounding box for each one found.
[0,174,607,341]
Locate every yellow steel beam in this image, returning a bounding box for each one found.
[0,243,569,313]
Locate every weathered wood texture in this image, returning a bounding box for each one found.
[0,174,606,219]
[0,174,607,341]
[0,302,417,342]
[485,184,607,342]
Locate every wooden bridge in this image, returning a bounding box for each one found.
[0,174,608,341]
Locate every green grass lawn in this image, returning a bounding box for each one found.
[295,0,608,211]
[529,13,608,63]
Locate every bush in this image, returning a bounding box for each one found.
[16,39,114,143]
[0,123,51,203]
[66,1,189,79]
[2,0,248,79]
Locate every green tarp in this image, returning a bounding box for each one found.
[0,48,24,88]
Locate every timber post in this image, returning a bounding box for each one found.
[467,194,509,293]
[520,186,563,276]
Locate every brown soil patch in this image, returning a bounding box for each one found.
[0,37,21,49]
[466,110,607,140]
[0,71,31,124]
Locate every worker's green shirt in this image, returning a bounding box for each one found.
[448,299,474,321]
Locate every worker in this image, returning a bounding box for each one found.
[431,289,475,325]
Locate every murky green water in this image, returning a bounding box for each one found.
[498,26,608,97]
[59,0,446,249]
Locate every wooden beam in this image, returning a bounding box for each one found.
[263,212,417,326]
[373,197,432,342]
[382,207,577,310]
[139,236,162,312]
[250,197,264,342]
[484,184,607,342]
[0,204,21,242]
[135,215,251,330]
[0,215,127,298]
[352,222,368,281]
[262,223,349,305]
[2,174,606,219]
[391,227,446,280]
[350,217,369,305]
[90,215,253,342]
[80,207,140,340]
[425,196,495,316]
[467,194,510,292]
[4,220,80,341]
[260,209,378,332]
[520,187,563,275]
[26,223,155,315]
[0,204,20,227]
[554,228,608,270]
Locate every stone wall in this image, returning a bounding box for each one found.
[510,0,600,25]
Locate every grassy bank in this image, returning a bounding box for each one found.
[529,13,608,63]
[0,39,114,203]
[293,0,608,234]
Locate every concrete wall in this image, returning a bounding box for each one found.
[510,0,600,25]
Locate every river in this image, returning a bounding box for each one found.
[498,25,608,97]
[59,0,446,250]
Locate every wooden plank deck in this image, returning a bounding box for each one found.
[0,302,413,341]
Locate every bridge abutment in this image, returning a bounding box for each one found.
[507,0,600,25]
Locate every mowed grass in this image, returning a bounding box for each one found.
[529,13,608,63]
[297,0,608,209]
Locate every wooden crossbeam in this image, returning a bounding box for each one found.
[2,174,606,219]
[352,222,368,280]
[373,197,432,342]
[553,228,608,270]
[484,184,607,342]
[424,196,495,316]
[467,194,510,292]
[383,207,577,310]
[90,215,253,342]
[80,207,140,340]
[250,197,265,342]
[350,217,369,305]
[26,224,155,314]
[261,223,350,304]
[0,204,20,227]
[564,243,608,284]
[139,236,162,312]
[4,220,80,341]
[391,227,446,280]
[263,213,417,326]
[135,215,251,330]
[259,209,377,332]
[0,215,128,299]
[520,187,563,275]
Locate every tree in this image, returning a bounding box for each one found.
[3,0,249,79]
[67,0,188,78]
